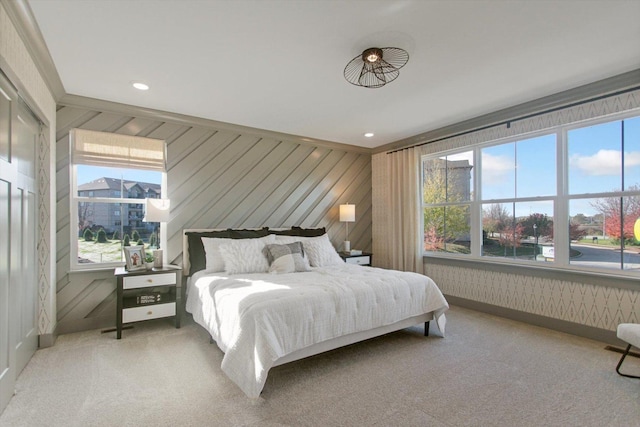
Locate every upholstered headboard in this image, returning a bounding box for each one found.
[182,227,327,276]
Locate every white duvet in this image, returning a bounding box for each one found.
[186,263,449,398]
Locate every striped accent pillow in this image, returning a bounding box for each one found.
[264,242,311,274]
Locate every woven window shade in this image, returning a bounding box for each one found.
[71,128,166,171]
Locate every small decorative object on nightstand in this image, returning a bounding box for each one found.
[339,251,372,266]
[114,264,182,339]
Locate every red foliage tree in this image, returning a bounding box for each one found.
[498,223,524,256]
[592,191,640,241]
[424,227,444,251]
[569,221,588,241]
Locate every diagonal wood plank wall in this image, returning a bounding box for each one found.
[55,98,372,334]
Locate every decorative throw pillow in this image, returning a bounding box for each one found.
[217,234,276,274]
[264,242,311,274]
[274,233,343,267]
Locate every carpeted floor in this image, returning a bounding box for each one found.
[0,305,638,426]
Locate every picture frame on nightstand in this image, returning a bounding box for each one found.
[124,245,146,271]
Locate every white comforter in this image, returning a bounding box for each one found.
[186,263,449,397]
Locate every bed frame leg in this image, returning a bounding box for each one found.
[424,321,430,337]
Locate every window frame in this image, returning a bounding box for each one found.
[421,110,640,278]
[69,129,167,272]
[70,167,167,271]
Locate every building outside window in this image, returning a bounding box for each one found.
[77,176,161,239]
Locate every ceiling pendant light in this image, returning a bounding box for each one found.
[343,47,409,88]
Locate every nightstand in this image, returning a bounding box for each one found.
[115,265,182,339]
[339,252,373,266]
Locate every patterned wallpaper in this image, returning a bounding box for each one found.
[37,128,53,336]
[418,90,640,157]
[425,263,638,332]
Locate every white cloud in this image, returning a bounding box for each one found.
[482,153,513,184]
[447,151,473,164]
[625,151,640,168]
[570,149,621,176]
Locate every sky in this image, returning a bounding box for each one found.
[444,115,640,218]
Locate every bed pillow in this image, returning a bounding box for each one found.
[201,237,233,272]
[186,230,233,275]
[186,228,270,275]
[217,234,276,274]
[264,242,311,273]
[302,233,344,267]
[274,233,343,267]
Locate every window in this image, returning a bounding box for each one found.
[480,134,556,260]
[567,116,640,271]
[70,129,166,270]
[422,113,640,275]
[422,152,473,253]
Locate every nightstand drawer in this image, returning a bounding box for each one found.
[345,255,371,265]
[123,272,176,289]
[122,302,176,323]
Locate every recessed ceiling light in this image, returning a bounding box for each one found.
[364,132,374,138]
[132,82,149,91]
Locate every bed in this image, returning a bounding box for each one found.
[183,228,449,397]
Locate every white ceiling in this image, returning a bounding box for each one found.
[27,0,640,149]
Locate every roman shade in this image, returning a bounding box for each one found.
[71,128,166,171]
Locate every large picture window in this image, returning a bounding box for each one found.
[422,113,640,275]
[70,129,167,270]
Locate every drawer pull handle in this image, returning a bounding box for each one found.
[146,279,153,283]
[147,311,153,315]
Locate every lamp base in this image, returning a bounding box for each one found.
[153,250,163,268]
[343,241,351,252]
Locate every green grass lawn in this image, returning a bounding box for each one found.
[78,239,126,263]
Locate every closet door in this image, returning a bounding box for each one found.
[0,73,16,413]
[0,73,39,413]
[12,100,38,375]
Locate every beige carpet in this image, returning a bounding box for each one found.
[0,305,638,426]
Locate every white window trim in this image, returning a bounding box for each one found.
[70,168,167,272]
[421,110,640,279]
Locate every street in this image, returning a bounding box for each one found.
[569,243,640,270]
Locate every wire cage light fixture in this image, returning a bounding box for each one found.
[344,47,409,88]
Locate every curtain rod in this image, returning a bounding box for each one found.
[386,84,640,155]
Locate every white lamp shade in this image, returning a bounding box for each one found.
[144,198,171,222]
[340,204,355,222]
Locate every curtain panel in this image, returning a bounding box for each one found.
[372,146,423,273]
